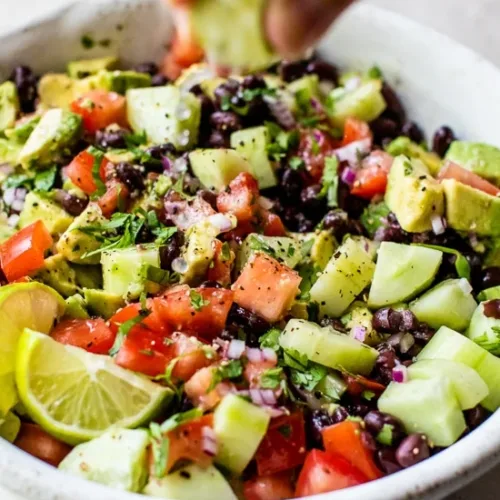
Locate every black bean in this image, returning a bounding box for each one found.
[376,448,402,474]
[364,411,399,435]
[214,79,240,108]
[133,62,159,76]
[320,317,348,333]
[227,304,271,345]
[373,224,407,243]
[207,130,229,148]
[432,126,456,157]
[332,406,349,424]
[412,324,435,343]
[278,59,309,82]
[116,162,145,191]
[373,345,399,385]
[401,121,425,144]
[307,410,334,448]
[210,111,242,133]
[54,190,89,216]
[400,310,419,331]
[159,231,185,270]
[481,267,500,290]
[361,431,378,452]
[323,209,349,233]
[338,182,369,218]
[395,434,430,468]
[267,97,296,130]
[151,74,169,87]
[306,59,339,84]
[94,128,128,149]
[241,75,266,90]
[465,405,488,430]
[296,213,316,233]
[178,394,195,413]
[9,65,38,113]
[146,143,177,159]
[373,308,391,330]
[370,117,401,146]
[300,184,324,213]
[198,189,218,210]
[346,401,371,417]
[380,82,406,124]
[483,299,500,319]
[280,168,303,202]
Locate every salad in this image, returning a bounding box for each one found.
[1,39,500,500]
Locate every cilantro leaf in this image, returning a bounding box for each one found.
[208,360,243,392]
[289,156,305,171]
[87,146,107,198]
[297,263,321,301]
[472,328,500,355]
[34,165,57,192]
[290,363,327,392]
[109,307,150,357]
[260,367,284,389]
[189,290,210,311]
[283,348,309,371]
[3,173,34,189]
[319,156,339,208]
[124,130,148,149]
[159,408,204,434]
[150,431,169,479]
[145,265,179,286]
[360,202,391,238]
[249,235,276,258]
[220,242,231,262]
[367,66,383,79]
[414,244,471,281]
[376,423,394,446]
[260,327,282,351]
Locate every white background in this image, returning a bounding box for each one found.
[0,0,499,499]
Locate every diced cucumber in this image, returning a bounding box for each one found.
[310,238,375,318]
[0,411,21,443]
[368,243,442,308]
[236,234,302,271]
[279,319,379,375]
[101,246,160,301]
[59,429,150,493]
[214,394,270,474]
[315,372,347,401]
[475,353,500,411]
[408,359,489,410]
[287,75,320,101]
[143,464,237,500]
[328,80,386,127]
[478,286,500,301]
[189,149,251,190]
[466,302,500,355]
[378,378,466,446]
[409,279,477,331]
[230,126,277,189]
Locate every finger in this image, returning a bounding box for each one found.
[265,0,355,59]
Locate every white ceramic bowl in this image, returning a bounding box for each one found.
[1,1,500,499]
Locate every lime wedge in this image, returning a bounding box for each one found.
[16,329,173,445]
[0,282,65,416]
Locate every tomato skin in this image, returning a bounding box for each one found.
[295,449,369,497]
[342,118,372,146]
[0,221,52,282]
[154,286,234,340]
[343,373,386,397]
[206,239,234,287]
[438,160,500,196]
[14,423,72,467]
[321,420,383,480]
[217,172,260,223]
[255,412,307,476]
[98,181,129,218]
[109,300,170,336]
[50,318,116,355]
[299,129,338,182]
[184,366,226,410]
[66,150,110,195]
[351,150,393,199]
[243,473,294,500]
[244,359,277,388]
[170,332,213,382]
[70,90,126,134]
[260,209,287,237]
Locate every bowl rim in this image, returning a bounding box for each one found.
[2,1,500,500]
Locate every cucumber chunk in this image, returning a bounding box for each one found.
[214,394,270,474]
[466,302,500,354]
[378,378,466,447]
[475,353,500,411]
[310,238,375,318]
[408,359,489,410]
[279,319,379,375]
[144,464,237,500]
[409,279,477,331]
[368,243,442,308]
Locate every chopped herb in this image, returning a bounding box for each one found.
[145,265,178,286]
[34,165,57,192]
[260,367,284,389]
[362,390,376,401]
[249,235,276,258]
[260,327,282,351]
[283,348,309,371]
[289,156,305,171]
[208,360,243,392]
[287,245,296,258]
[414,244,471,281]
[170,175,193,200]
[376,423,394,446]
[290,363,327,392]
[189,290,210,311]
[150,432,169,479]
[298,262,321,301]
[301,239,315,258]
[109,308,150,357]
[87,146,106,198]
[3,173,34,189]
[367,66,383,79]
[473,328,500,355]
[403,160,413,176]
[159,407,204,434]
[242,87,276,102]
[277,424,292,438]
[220,242,231,262]
[265,123,299,162]
[319,156,339,208]
[81,34,95,49]
[153,226,178,244]
[124,130,148,149]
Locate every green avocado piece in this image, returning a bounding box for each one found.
[73,264,102,290]
[442,178,500,236]
[38,74,77,109]
[342,302,384,347]
[64,294,89,319]
[57,203,106,265]
[127,85,201,150]
[0,412,21,443]
[0,138,22,165]
[386,137,442,176]
[18,109,82,169]
[191,0,279,72]
[445,141,500,185]
[104,71,152,95]
[0,81,19,133]
[5,115,41,144]
[35,255,79,298]
[230,126,277,189]
[385,156,444,233]
[18,191,74,236]
[83,288,125,319]
[59,429,150,493]
[67,56,119,79]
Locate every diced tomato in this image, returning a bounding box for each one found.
[321,420,383,480]
[217,172,260,223]
[14,423,72,467]
[223,219,257,243]
[351,150,394,199]
[243,473,295,500]
[169,332,214,382]
[343,373,386,397]
[155,286,234,340]
[50,318,115,355]
[295,449,369,497]
[206,239,234,287]
[109,300,170,336]
[184,366,229,410]
[299,129,338,182]
[342,118,372,146]
[438,160,500,197]
[244,360,277,388]
[0,221,52,282]
[260,209,287,237]
[66,150,110,195]
[255,412,307,476]
[232,253,301,323]
[98,181,129,218]
[70,90,126,134]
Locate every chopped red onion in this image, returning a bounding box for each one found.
[262,406,288,418]
[400,333,415,354]
[11,199,25,212]
[469,232,479,249]
[201,426,218,457]
[341,167,357,186]
[208,213,233,233]
[261,390,277,406]
[334,138,372,165]
[431,214,446,235]
[7,214,19,228]
[227,339,246,360]
[3,188,15,206]
[352,326,367,342]
[250,388,264,405]
[458,278,473,295]
[236,389,250,397]
[161,156,173,172]
[392,365,408,383]
[262,348,278,364]
[171,257,188,274]
[216,383,235,397]
[246,348,264,363]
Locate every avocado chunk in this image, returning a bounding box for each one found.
[101,246,160,300]
[57,203,107,265]
[385,155,445,233]
[64,294,89,319]
[308,230,337,270]
[67,56,119,79]
[0,412,21,443]
[127,85,201,150]
[386,137,442,175]
[101,71,152,95]
[189,149,251,190]
[5,114,41,143]
[73,264,103,290]
[35,255,78,297]
[83,288,125,319]
[0,81,19,133]
[445,141,500,185]
[342,302,384,347]
[38,74,77,109]
[466,302,500,355]
[442,178,500,236]
[191,0,279,72]
[0,138,22,165]
[144,464,237,500]
[18,109,82,169]
[18,191,74,236]
[59,429,150,493]
[230,126,277,189]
